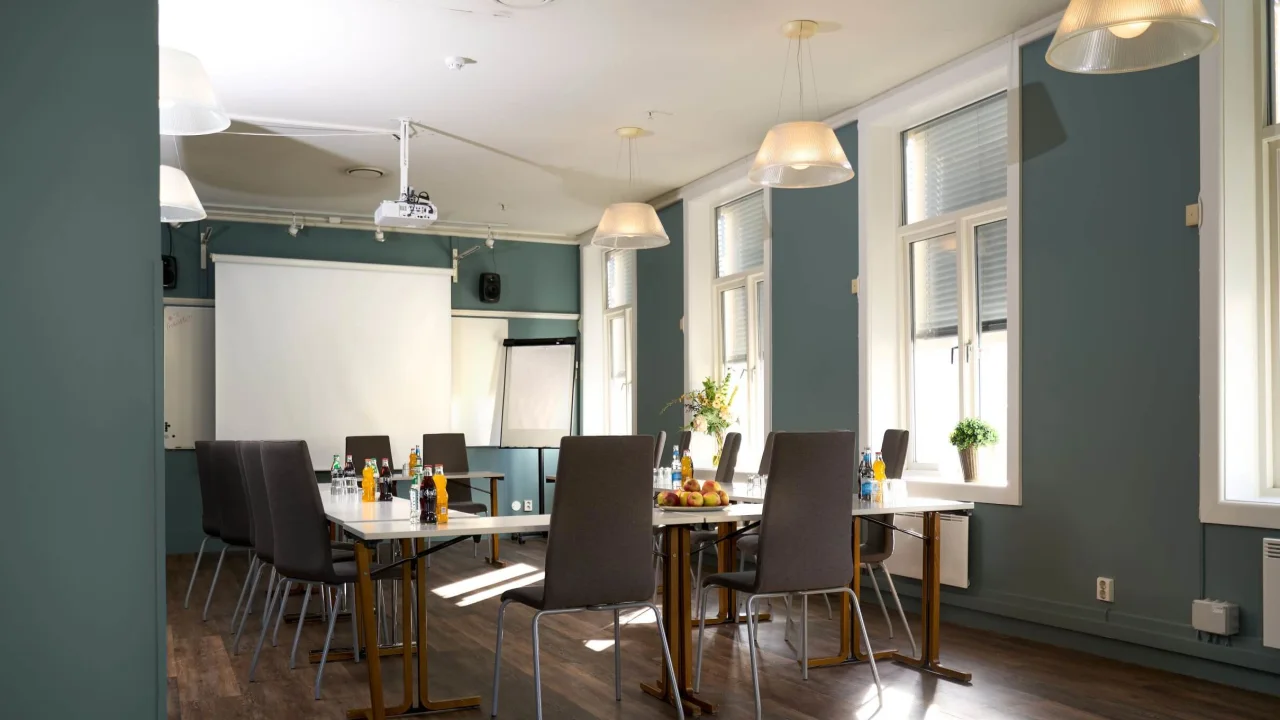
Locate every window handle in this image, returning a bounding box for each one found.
[966,342,974,363]
[950,345,960,365]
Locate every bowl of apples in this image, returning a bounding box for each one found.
[656,479,731,511]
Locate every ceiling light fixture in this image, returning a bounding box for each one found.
[288,215,303,237]
[160,165,206,223]
[1046,0,1218,74]
[159,47,230,136]
[748,20,853,189]
[591,127,669,250]
[345,166,386,179]
[494,0,555,8]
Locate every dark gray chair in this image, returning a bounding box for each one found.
[653,430,667,469]
[691,432,741,597]
[859,429,916,656]
[251,440,398,699]
[422,433,488,558]
[232,441,271,655]
[202,440,255,624]
[346,435,393,472]
[490,436,683,720]
[694,432,881,718]
[677,430,692,457]
[184,441,221,610]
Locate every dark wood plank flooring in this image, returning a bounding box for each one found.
[167,540,1280,719]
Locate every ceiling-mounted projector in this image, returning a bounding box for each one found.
[374,118,437,229]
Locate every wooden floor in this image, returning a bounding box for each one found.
[168,539,1280,720]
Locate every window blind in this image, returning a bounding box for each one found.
[716,191,766,277]
[605,249,635,309]
[976,220,1007,332]
[910,235,958,339]
[721,286,749,364]
[903,93,1008,225]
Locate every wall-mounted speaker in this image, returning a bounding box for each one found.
[162,255,178,289]
[480,272,501,304]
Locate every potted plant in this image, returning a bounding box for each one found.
[662,373,737,465]
[949,417,998,482]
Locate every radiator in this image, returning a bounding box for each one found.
[1266,538,1280,650]
[881,512,970,589]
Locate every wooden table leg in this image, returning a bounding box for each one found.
[808,517,895,669]
[641,526,714,716]
[347,542,386,720]
[413,537,483,713]
[706,521,770,627]
[889,512,971,683]
[486,477,506,567]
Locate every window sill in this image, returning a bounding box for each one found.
[1200,494,1280,530]
[903,472,1021,506]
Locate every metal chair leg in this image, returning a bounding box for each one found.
[491,599,511,718]
[694,581,712,692]
[644,602,686,720]
[272,580,293,646]
[613,608,622,701]
[800,594,809,680]
[880,563,918,657]
[249,572,283,682]
[183,536,209,609]
[233,561,267,654]
[867,564,893,638]
[202,547,227,622]
[532,612,544,720]
[823,593,832,620]
[314,587,341,699]
[843,587,882,700]
[746,595,763,720]
[230,555,258,629]
[289,583,313,669]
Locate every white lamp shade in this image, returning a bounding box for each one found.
[748,121,854,189]
[161,165,207,223]
[159,47,230,136]
[1046,0,1218,74]
[591,202,670,249]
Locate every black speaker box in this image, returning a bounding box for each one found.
[479,272,501,303]
[162,255,178,289]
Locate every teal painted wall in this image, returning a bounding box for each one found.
[771,123,860,434]
[1,1,164,716]
[164,221,579,553]
[636,202,687,451]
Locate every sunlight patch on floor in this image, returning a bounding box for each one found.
[584,639,615,652]
[618,607,657,625]
[456,571,546,607]
[432,563,539,599]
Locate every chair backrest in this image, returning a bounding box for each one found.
[757,431,777,476]
[542,435,656,610]
[237,441,275,564]
[422,433,472,502]
[714,432,742,485]
[346,435,393,472]
[677,430,692,457]
[261,440,336,583]
[194,441,221,537]
[881,429,909,480]
[860,514,895,559]
[653,430,667,469]
[753,431,856,594]
[212,440,254,547]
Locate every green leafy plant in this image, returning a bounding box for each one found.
[948,417,998,450]
[662,373,737,437]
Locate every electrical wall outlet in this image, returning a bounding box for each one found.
[1097,577,1115,603]
[523,499,533,512]
[1185,202,1201,227]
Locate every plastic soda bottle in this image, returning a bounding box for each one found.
[408,473,422,525]
[681,450,694,484]
[432,464,449,522]
[362,459,377,502]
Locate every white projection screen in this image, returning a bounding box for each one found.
[500,340,577,448]
[451,317,507,446]
[214,255,452,469]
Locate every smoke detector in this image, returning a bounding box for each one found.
[445,56,477,71]
[345,166,385,179]
[494,0,555,7]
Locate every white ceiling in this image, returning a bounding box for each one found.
[160,0,1065,237]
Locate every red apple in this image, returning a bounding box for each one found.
[701,490,720,507]
[682,478,700,493]
[701,480,718,494]
[658,491,680,507]
[685,491,704,507]
[717,490,730,506]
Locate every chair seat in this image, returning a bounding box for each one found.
[861,550,890,565]
[701,570,757,594]
[500,584,545,610]
[450,501,488,516]
[328,560,406,585]
[735,533,759,557]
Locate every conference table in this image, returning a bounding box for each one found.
[375,470,508,565]
[322,486,972,719]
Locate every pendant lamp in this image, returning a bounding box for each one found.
[1046,0,1218,74]
[161,165,206,223]
[748,20,853,189]
[160,47,230,136]
[592,127,669,250]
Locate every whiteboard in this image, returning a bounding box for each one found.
[500,340,577,448]
[451,317,508,446]
[164,305,215,449]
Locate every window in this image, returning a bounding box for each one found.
[901,94,1009,483]
[714,191,767,461]
[604,250,634,435]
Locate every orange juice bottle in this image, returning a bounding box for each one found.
[362,459,376,502]
[409,446,419,474]
[681,450,693,482]
[432,463,449,522]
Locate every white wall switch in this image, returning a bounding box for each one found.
[523,499,533,512]
[1185,203,1201,227]
[1097,577,1115,603]
[851,278,859,295]
[510,500,521,512]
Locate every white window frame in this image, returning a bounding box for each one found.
[603,250,636,435]
[1200,0,1280,528]
[712,268,766,456]
[856,27,1039,506]
[899,200,1009,475]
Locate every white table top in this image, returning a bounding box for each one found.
[319,485,479,524]
[652,480,973,514]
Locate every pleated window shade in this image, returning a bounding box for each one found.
[605,249,635,309]
[716,191,766,278]
[903,93,1009,225]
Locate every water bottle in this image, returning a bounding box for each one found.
[408,479,421,525]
